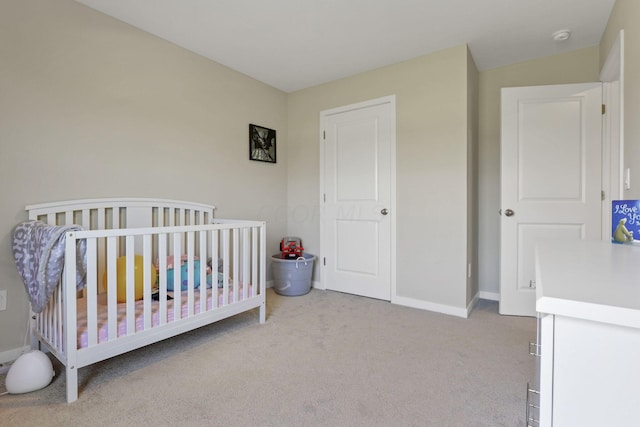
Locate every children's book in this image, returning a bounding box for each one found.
[611,200,640,244]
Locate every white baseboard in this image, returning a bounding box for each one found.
[479,291,500,301]
[392,295,469,318]
[0,345,31,365]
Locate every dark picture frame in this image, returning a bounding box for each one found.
[249,124,276,163]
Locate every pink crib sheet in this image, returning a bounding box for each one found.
[76,286,252,348]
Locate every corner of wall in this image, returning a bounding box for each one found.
[467,44,480,306]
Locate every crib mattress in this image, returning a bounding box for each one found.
[76,286,252,348]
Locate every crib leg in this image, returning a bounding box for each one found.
[29,315,38,350]
[30,333,39,351]
[66,365,78,403]
[259,299,266,324]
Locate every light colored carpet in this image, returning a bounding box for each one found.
[0,289,535,426]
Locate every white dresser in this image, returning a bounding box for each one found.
[531,240,640,427]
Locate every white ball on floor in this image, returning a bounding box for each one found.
[6,350,54,394]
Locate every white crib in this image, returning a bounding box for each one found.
[24,198,266,403]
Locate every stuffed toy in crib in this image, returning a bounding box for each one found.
[160,255,224,291]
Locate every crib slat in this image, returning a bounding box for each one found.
[173,232,182,320]
[49,288,58,348]
[158,235,168,325]
[40,299,46,346]
[42,294,50,347]
[97,208,105,230]
[198,230,207,314]
[106,237,118,341]
[157,207,165,227]
[143,235,153,330]
[45,300,50,347]
[47,290,56,350]
[222,229,230,306]
[211,229,219,309]
[82,210,90,229]
[232,229,239,304]
[112,207,120,229]
[47,290,54,349]
[65,211,73,226]
[86,239,98,347]
[125,236,135,334]
[47,293,52,349]
[180,209,188,251]
[96,209,106,293]
[242,227,250,301]
[188,209,195,226]
[186,231,195,317]
[167,209,175,259]
[252,226,258,297]
[56,281,63,349]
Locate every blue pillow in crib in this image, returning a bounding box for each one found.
[166,260,213,291]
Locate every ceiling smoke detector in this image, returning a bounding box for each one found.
[552,29,572,42]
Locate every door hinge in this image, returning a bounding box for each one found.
[323,193,326,203]
[602,190,605,201]
[323,130,326,140]
[323,257,326,266]
[602,104,606,115]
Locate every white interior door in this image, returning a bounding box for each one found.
[500,83,602,316]
[320,96,395,301]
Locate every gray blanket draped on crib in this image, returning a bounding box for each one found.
[12,221,87,313]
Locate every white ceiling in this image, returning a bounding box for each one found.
[75,0,616,93]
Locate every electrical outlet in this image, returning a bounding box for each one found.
[0,290,7,311]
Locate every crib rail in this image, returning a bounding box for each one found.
[26,197,215,229]
[36,221,266,354]
[27,198,217,289]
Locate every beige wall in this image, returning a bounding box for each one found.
[0,0,288,357]
[288,45,475,313]
[477,47,601,297]
[601,0,640,199]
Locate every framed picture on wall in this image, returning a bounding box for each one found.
[249,124,276,163]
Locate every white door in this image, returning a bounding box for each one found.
[320,96,395,300]
[499,83,602,316]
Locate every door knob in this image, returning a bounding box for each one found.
[381,208,389,215]
[504,209,514,217]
